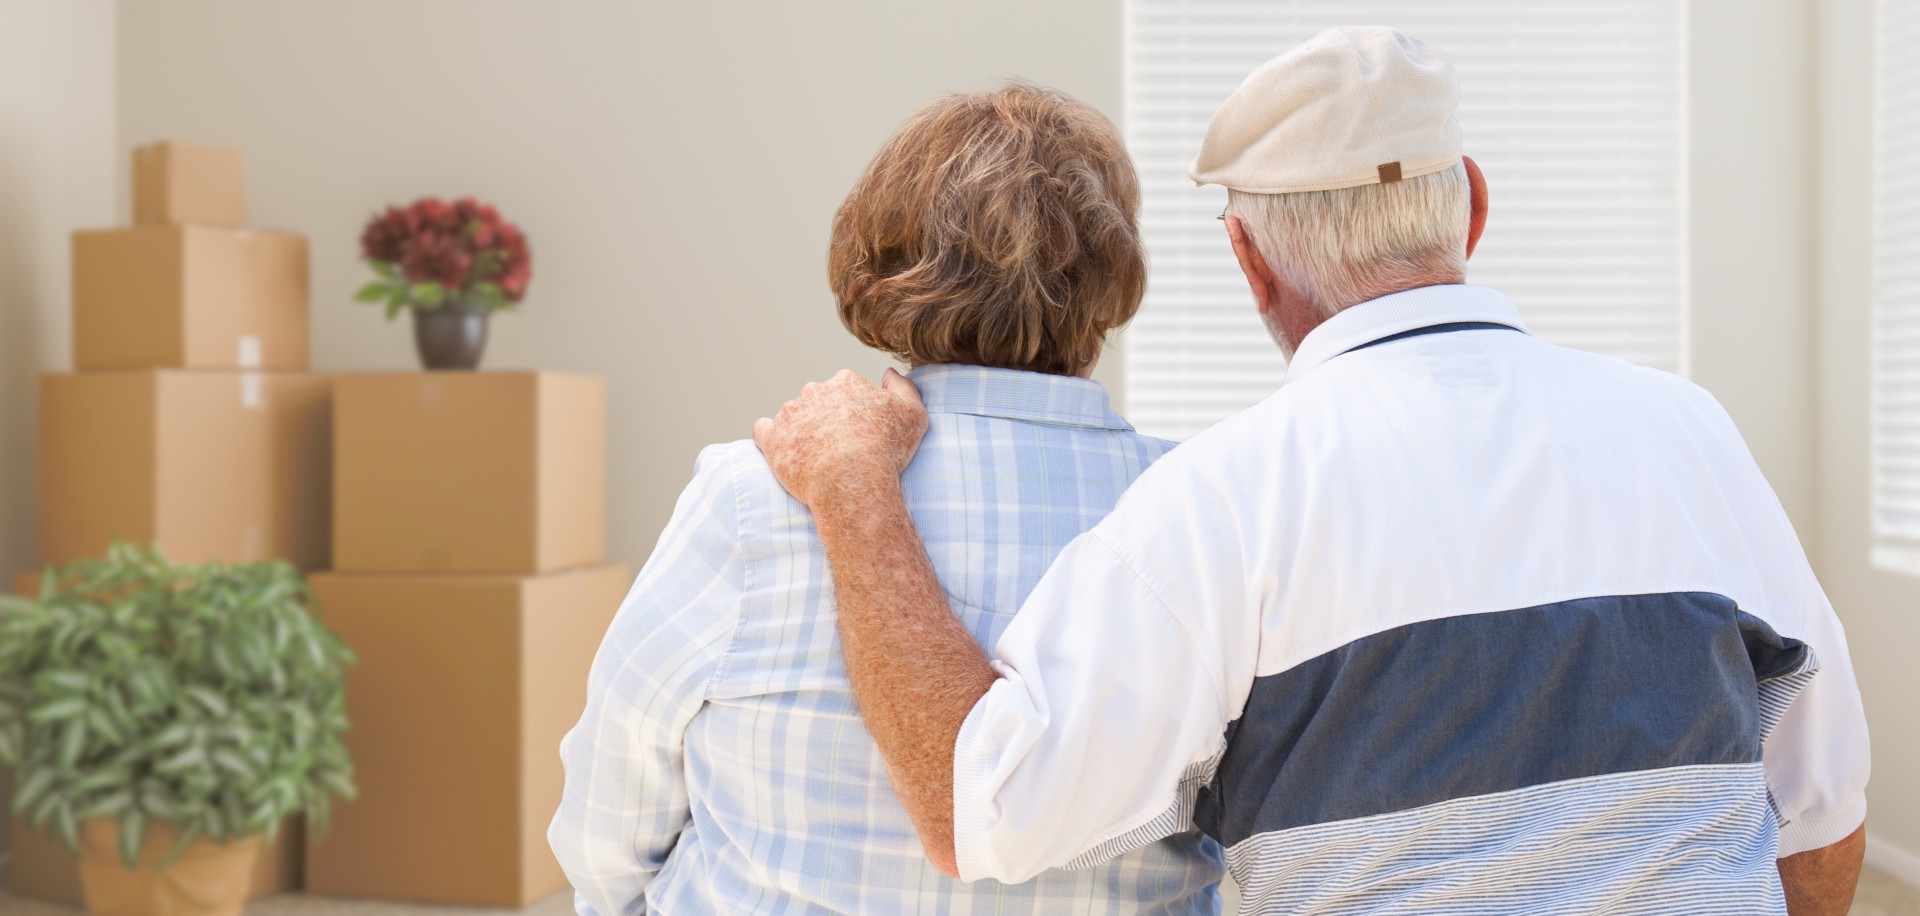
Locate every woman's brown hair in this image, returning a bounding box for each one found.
[830,84,1146,377]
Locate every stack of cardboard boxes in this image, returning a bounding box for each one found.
[307,372,624,907]
[6,142,619,910]
[10,142,326,905]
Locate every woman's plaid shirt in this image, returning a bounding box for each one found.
[549,364,1225,914]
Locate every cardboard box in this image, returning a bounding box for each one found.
[304,564,627,907]
[73,226,308,371]
[38,371,331,570]
[332,373,605,574]
[4,574,300,904]
[132,142,246,228]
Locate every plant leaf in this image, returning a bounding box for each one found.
[13,768,54,816]
[140,782,180,821]
[72,767,125,795]
[29,788,60,829]
[410,281,446,305]
[79,788,131,819]
[156,744,205,774]
[317,768,357,801]
[119,807,146,870]
[155,821,201,871]
[86,706,120,745]
[471,281,507,308]
[34,669,91,695]
[353,281,391,303]
[57,718,88,770]
[184,685,228,718]
[369,260,399,280]
[149,720,193,749]
[28,697,86,724]
[53,801,78,852]
[212,748,254,781]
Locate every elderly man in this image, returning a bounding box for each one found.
[751,26,1872,915]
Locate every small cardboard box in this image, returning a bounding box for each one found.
[4,574,301,905]
[37,371,332,570]
[304,564,628,907]
[132,142,246,228]
[73,226,309,371]
[332,372,606,574]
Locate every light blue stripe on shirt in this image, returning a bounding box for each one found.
[550,364,1226,915]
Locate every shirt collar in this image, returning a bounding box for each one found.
[908,364,1133,431]
[1284,284,1530,383]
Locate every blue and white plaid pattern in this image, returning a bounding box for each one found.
[551,365,1226,915]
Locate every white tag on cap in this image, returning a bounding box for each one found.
[237,335,262,368]
[240,372,265,409]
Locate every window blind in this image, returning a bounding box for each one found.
[1873,0,1920,566]
[1122,1,1689,440]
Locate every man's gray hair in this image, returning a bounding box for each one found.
[1225,162,1469,319]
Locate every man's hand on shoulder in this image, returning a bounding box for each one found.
[753,368,928,512]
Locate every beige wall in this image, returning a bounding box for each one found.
[0,0,117,612]
[113,0,1124,573]
[1816,0,1920,879]
[1687,0,1817,533]
[0,0,118,859]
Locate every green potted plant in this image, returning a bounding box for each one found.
[354,196,532,371]
[0,543,355,916]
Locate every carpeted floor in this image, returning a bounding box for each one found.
[0,859,1915,914]
[1856,864,1920,916]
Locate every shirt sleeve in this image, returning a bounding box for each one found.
[951,529,1237,884]
[1681,386,1871,858]
[1762,589,1871,857]
[548,445,745,915]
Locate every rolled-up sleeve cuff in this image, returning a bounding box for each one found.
[952,695,998,883]
[1777,794,1867,858]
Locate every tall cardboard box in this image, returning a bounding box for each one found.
[332,373,605,574]
[72,226,308,370]
[4,574,301,905]
[132,142,246,228]
[304,565,627,906]
[38,371,332,569]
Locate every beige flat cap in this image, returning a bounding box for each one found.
[1190,26,1462,194]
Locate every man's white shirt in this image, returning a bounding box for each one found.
[952,285,1871,914]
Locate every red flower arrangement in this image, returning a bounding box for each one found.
[355,197,531,318]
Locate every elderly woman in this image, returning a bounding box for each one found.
[549,84,1224,914]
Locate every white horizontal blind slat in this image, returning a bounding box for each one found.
[1122,1,1688,441]
[1875,0,1920,549]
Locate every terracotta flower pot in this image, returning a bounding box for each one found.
[413,305,490,370]
[77,819,262,916]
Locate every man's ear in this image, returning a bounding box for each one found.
[1464,155,1488,260]
[1225,214,1283,319]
